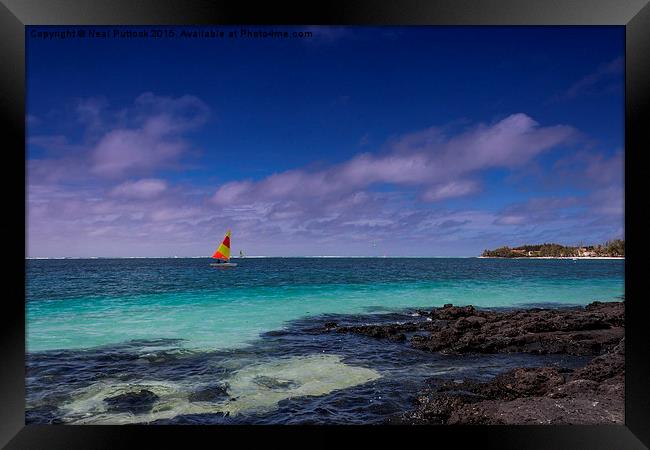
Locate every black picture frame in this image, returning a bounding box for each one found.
[2,1,648,448]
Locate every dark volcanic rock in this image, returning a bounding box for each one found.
[414,303,623,356]
[445,393,622,425]
[188,384,229,403]
[335,322,418,342]
[478,367,566,399]
[316,301,625,425]
[253,376,300,390]
[404,391,474,424]
[398,338,625,425]
[325,301,624,357]
[103,389,159,414]
[432,304,480,320]
[570,338,625,382]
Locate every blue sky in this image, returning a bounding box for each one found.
[26,26,624,257]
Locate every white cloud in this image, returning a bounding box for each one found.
[109,179,168,199]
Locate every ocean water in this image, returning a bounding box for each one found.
[26,257,624,424]
[27,257,624,352]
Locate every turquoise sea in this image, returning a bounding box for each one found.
[25,257,624,424]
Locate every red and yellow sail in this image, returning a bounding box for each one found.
[212,229,231,260]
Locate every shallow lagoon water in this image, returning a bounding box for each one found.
[57,354,381,424]
[26,310,594,425]
[26,257,623,424]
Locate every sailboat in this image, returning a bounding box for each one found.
[210,229,238,267]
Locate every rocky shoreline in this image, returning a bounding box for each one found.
[319,301,624,424]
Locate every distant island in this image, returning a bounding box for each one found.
[481,239,624,258]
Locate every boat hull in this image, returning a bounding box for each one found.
[210,262,238,268]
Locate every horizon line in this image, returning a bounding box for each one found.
[25,255,626,260]
[26,255,479,259]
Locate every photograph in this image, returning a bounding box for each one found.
[24,24,626,426]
